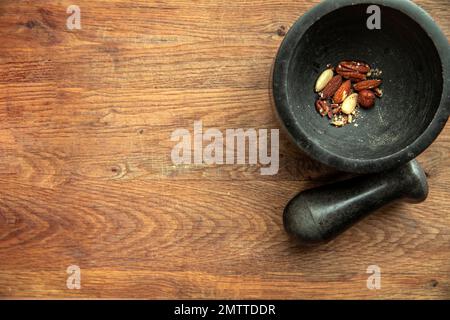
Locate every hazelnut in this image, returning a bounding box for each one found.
[358,90,376,109]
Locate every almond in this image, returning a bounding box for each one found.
[358,90,375,109]
[333,80,352,104]
[353,79,382,91]
[319,75,342,99]
[315,68,334,92]
[341,93,358,114]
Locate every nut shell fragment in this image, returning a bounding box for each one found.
[331,114,348,127]
[373,87,383,98]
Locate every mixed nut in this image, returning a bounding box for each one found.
[314,61,383,127]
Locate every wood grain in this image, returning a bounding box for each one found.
[0,0,449,299]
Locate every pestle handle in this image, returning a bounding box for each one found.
[284,160,428,243]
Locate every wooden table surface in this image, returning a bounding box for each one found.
[0,0,449,299]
